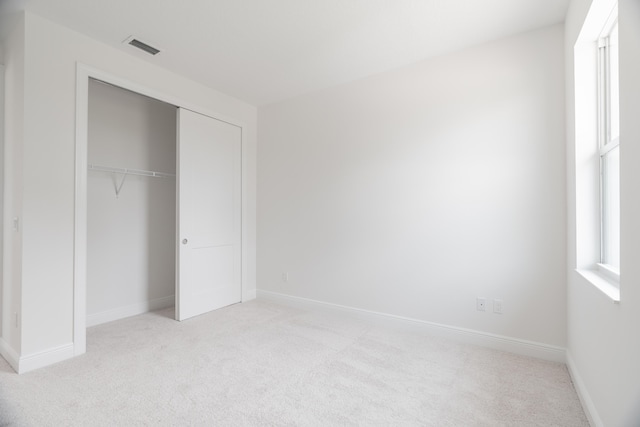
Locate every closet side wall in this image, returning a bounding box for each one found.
[87,80,176,325]
[1,14,24,359]
[0,63,5,336]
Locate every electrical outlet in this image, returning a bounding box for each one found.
[281,272,289,282]
[493,299,503,314]
[476,297,486,312]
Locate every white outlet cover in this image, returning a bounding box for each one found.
[493,299,503,314]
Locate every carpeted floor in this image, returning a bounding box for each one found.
[0,297,589,426]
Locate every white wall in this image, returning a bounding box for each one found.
[258,25,566,347]
[565,0,640,425]
[0,54,5,338]
[1,13,24,360]
[87,80,176,325]
[1,11,257,371]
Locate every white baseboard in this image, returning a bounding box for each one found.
[1,339,75,374]
[0,337,20,372]
[257,290,566,363]
[566,351,603,427]
[18,342,75,374]
[87,295,175,327]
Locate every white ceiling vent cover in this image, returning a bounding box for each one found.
[122,36,161,55]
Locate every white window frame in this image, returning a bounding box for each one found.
[574,0,620,302]
[596,9,620,284]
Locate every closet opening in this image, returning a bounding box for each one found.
[76,68,243,357]
[86,78,178,326]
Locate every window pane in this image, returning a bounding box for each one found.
[602,145,620,269]
[609,22,619,141]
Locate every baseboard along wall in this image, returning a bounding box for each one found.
[18,343,75,374]
[86,295,175,327]
[257,290,566,363]
[0,337,20,372]
[1,290,571,379]
[0,339,75,374]
[566,351,603,427]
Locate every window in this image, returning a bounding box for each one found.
[597,12,620,278]
[574,0,620,301]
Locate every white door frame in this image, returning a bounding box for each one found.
[73,63,248,356]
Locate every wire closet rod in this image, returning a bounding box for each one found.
[88,163,176,178]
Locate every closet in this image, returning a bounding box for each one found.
[87,79,177,326]
[85,78,243,327]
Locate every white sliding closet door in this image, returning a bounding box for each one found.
[176,108,241,321]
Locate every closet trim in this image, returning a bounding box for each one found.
[73,63,249,357]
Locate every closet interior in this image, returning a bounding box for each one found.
[87,78,177,326]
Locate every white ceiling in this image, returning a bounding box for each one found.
[1,0,569,106]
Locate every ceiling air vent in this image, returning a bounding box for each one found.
[123,36,161,55]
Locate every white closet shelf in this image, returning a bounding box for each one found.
[88,164,175,178]
[89,163,175,198]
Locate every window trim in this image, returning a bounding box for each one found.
[573,0,620,302]
[596,9,620,277]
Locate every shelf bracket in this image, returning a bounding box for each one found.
[113,172,128,198]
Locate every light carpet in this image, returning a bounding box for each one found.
[0,298,589,426]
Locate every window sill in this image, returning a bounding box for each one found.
[576,269,620,303]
